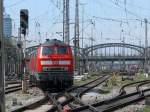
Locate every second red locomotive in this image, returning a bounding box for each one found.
[28,39,74,90]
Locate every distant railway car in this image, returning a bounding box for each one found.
[28,39,74,90]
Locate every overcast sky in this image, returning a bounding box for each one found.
[4,0,150,47]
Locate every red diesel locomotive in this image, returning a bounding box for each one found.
[28,39,74,90]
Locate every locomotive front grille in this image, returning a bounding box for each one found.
[43,67,68,72]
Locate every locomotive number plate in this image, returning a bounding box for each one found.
[53,61,59,64]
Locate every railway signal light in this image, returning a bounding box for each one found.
[20,9,29,35]
[17,41,23,48]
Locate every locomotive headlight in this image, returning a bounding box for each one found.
[59,60,70,65]
[41,60,52,65]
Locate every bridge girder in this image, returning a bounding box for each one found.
[82,43,144,56]
[25,43,146,59]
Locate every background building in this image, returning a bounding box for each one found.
[3,14,12,38]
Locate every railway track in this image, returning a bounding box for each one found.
[5,84,35,94]
[48,75,109,112]
[53,75,110,112]
[10,75,150,112]
[5,80,21,85]
[119,80,150,95]
[5,84,22,94]
[73,80,150,112]
[11,74,109,112]
[5,80,22,94]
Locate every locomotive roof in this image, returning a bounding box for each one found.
[42,39,68,46]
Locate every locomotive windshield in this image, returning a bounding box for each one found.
[57,47,68,54]
[42,47,54,55]
[42,46,68,55]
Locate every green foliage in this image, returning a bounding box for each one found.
[142,106,150,112]
[106,73,119,88]
[139,69,144,74]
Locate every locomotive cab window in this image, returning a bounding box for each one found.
[42,47,54,55]
[57,47,68,54]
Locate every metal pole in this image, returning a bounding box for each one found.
[81,3,85,74]
[75,0,79,52]
[121,29,125,71]
[82,4,84,49]
[144,18,148,73]
[74,0,79,71]
[63,0,70,44]
[123,36,125,70]
[0,0,5,111]
[91,19,94,56]
[22,34,28,94]
[80,3,86,49]
[63,0,65,42]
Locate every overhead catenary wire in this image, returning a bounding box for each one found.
[108,0,142,19]
[5,0,150,47]
[112,0,150,12]
[77,3,147,44]
[5,0,26,8]
[93,16,128,23]
[81,0,149,48]
[50,0,62,10]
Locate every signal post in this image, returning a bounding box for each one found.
[20,9,29,94]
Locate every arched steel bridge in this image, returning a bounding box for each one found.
[82,43,145,55]
[80,43,148,62]
[26,44,83,55]
[26,43,150,62]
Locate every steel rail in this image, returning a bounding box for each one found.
[119,80,150,95]
[58,75,108,105]
[55,75,110,112]
[72,80,150,112]
[72,76,110,112]
[5,86,22,94]
[5,85,21,90]
[100,94,148,112]
[11,75,109,112]
[99,88,150,112]
[54,75,106,102]
[5,81,21,85]
[11,96,48,112]
[64,75,106,93]
[66,75,107,92]
[136,80,150,96]
[69,94,99,112]
[5,84,34,94]
[46,92,63,112]
[11,92,59,112]
[78,75,110,98]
